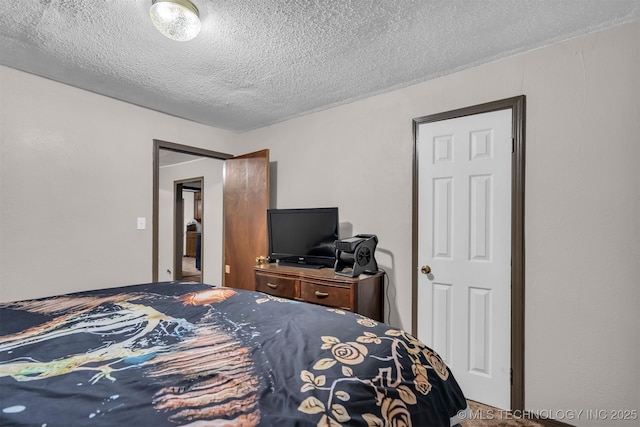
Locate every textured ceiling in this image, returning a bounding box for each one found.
[1,0,638,132]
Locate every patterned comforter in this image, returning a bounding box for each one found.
[0,282,467,426]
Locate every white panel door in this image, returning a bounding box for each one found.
[417,109,512,409]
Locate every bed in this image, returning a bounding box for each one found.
[0,282,468,426]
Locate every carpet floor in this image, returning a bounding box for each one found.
[181,256,202,282]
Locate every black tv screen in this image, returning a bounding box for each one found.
[267,207,339,268]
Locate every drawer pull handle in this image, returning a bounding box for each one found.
[314,291,329,298]
[267,283,278,289]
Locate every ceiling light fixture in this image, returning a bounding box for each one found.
[150,0,201,42]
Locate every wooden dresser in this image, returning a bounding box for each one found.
[254,263,384,322]
[185,231,199,257]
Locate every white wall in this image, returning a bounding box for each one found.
[239,22,640,426]
[158,158,224,285]
[0,66,238,301]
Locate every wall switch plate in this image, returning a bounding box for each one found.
[137,217,146,230]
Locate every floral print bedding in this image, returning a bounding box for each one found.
[0,282,467,426]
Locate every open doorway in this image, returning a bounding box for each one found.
[153,140,232,284]
[175,178,203,282]
[153,140,270,290]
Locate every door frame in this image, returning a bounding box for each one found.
[174,177,204,281]
[152,139,232,282]
[175,181,185,279]
[411,95,526,409]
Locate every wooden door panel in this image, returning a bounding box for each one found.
[223,150,269,290]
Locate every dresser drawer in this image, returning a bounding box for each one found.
[254,265,383,321]
[300,282,350,309]
[255,273,297,299]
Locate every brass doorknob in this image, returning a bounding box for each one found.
[421,265,431,274]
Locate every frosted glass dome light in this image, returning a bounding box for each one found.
[150,0,201,42]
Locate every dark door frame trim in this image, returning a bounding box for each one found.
[174,177,204,281]
[411,95,526,410]
[175,181,185,279]
[152,139,232,282]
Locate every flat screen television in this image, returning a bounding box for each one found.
[267,207,339,268]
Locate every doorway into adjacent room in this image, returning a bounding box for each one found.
[152,139,270,291]
[153,141,231,284]
[174,178,203,282]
